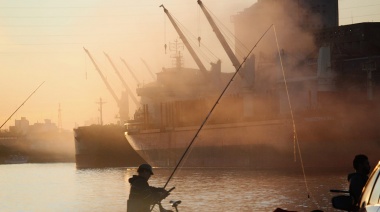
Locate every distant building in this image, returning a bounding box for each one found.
[12,117,29,134]
[29,119,58,134]
[10,117,58,135]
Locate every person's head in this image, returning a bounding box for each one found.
[137,163,154,180]
[353,154,370,175]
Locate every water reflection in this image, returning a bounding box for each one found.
[149,168,348,211]
[0,163,348,212]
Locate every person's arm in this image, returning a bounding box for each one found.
[349,175,365,205]
[149,186,169,202]
[130,179,154,200]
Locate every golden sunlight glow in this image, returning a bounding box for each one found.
[0,0,379,130]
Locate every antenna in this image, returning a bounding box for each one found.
[96,98,106,125]
[351,11,353,24]
[169,39,184,68]
[58,103,62,132]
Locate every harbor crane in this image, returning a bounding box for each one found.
[197,0,246,78]
[104,52,139,106]
[160,4,209,77]
[84,48,135,121]
[83,47,121,108]
[140,58,156,80]
[120,58,141,85]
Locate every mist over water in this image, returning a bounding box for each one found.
[0,163,350,212]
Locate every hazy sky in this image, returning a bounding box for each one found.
[1,0,380,130]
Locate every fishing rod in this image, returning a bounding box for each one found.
[150,24,273,211]
[162,24,273,188]
[0,81,45,130]
[330,189,349,193]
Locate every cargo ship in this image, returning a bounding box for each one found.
[74,124,145,169]
[124,1,380,169]
[74,48,146,169]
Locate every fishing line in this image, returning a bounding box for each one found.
[164,12,167,54]
[197,4,202,47]
[202,4,250,59]
[84,50,88,80]
[162,24,273,188]
[173,15,217,63]
[273,25,320,209]
[0,81,45,130]
[150,24,273,212]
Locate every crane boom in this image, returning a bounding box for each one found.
[103,52,139,106]
[120,58,141,84]
[197,0,241,73]
[141,58,156,80]
[83,47,121,108]
[160,4,208,75]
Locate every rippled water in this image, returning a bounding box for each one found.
[0,163,349,211]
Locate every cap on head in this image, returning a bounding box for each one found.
[137,163,154,175]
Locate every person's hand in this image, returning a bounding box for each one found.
[157,187,167,193]
[159,189,170,200]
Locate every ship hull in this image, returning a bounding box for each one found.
[126,118,380,169]
[74,125,145,169]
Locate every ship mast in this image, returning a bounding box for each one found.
[169,39,184,69]
[160,4,208,76]
[96,98,105,125]
[58,103,62,132]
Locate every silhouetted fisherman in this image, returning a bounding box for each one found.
[127,164,169,212]
[348,154,371,209]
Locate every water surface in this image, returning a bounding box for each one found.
[0,163,349,211]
